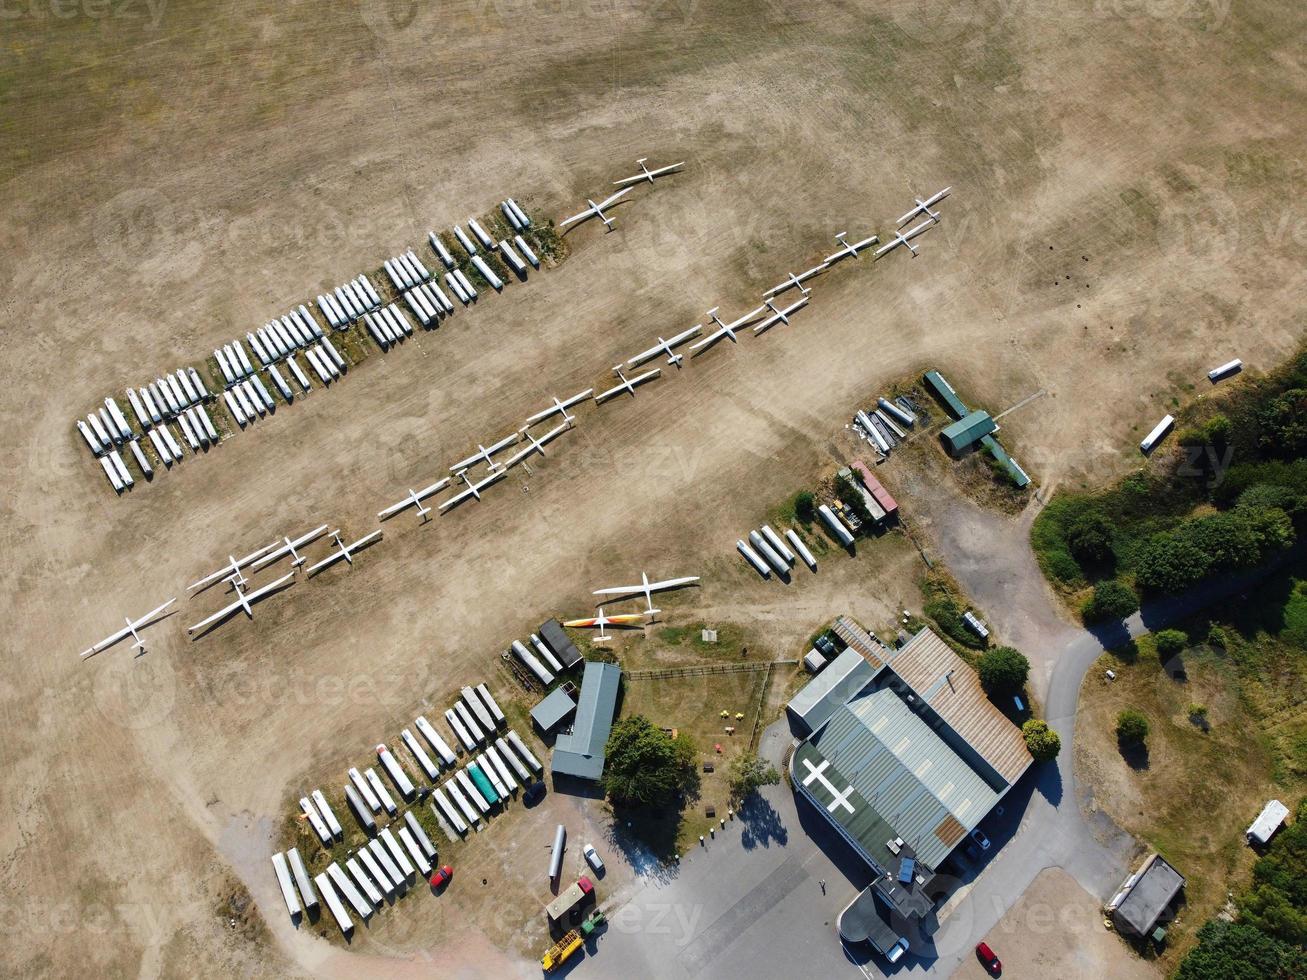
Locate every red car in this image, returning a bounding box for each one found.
[976,941,1001,974]
[429,865,453,888]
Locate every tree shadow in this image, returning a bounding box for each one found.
[737,794,788,850]
[1117,738,1150,770]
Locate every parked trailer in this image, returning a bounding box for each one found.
[147,427,172,465]
[97,407,121,443]
[402,290,428,327]
[364,767,398,815]
[507,198,530,228]
[485,745,517,792]
[298,305,326,338]
[108,449,133,488]
[377,743,416,799]
[1208,358,1242,382]
[444,778,481,826]
[499,239,528,276]
[311,789,343,838]
[99,456,124,492]
[530,633,564,672]
[445,708,477,752]
[749,530,789,575]
[167,374,190,409]
[427,281,454,314]
[105,397,132,439]
[737,539,773,579]
[511,639,555,685]
[461,687,495,732]
[454,700,485,744]
[281,313,307,346]
[514,234,540,268]
[314,873,353,936]
[313,345,340,379]
[334,286,358,320]
[875,409,908,441]
[380,827,416,878]
[271,852,302,918]
[364,843,400,893]
[506,729,543,773]
[856,409,891,453]
[818,504,855,547]
[299,797,331,844]
[349,766,381,812]
[345,857,383,906]
[327,862,373,918]
[401,727,440,780]
[318,294,342,329]
[406,249,431,280]
[415,284,441,322]
[445,272,469,304]
[222,390,246,427]
[188,367,210,400]
[267,364,293,402]
[415,714,458,766]
[549,824,566,880]
[78,420,103,455]
[286,847,318,911]
[287,355,312,393]
[257,325,282,359]
[375,307,398,343]
[369,837,406,888]
[176,412,199,450]
[87,411,113,449]
[785,529,817,570]
[344,783,377,833]
[1140,414,1175,455]
[247,331,271,365]
[453,224,477,255]
[357,846,394,896]
[249,375,275,412]
[761,524,795,564]
[878,396,916,426]
[467,217,495,250]
[429,230,455,268]
[454,268,477,299]
[147,381,171,417]
[233,340,256,376]
[140,386,162,423]
[237,381,262,418]
[390,305,416,336]
[161,423,184,460]
[321,336,346,371]
[501,200,523,230]
[399,826,432,875]
[305,347,331,384]
[364,313,390,350]
[496,736,532,780]
[478,754,509,800]
[475,683,505,726]
[456,769,491,813]
[357,277,381,309]
[128,439,153,478]
[404,810,438,859]
[126,388,150,429]
[384,258,407,292]
[433,786,469,834]
[471,254,504,291]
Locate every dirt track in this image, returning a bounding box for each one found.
[2,0,1305,975]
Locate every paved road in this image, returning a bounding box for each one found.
[577,493,1272,979]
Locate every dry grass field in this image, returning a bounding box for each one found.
[2,0,1305,976]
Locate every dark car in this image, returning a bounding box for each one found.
[976,941,1001,974]
[524,781,546,805]
[430,865,454,888]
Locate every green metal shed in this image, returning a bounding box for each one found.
[941,410,996,456]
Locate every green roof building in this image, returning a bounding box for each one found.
[941,410,996,457]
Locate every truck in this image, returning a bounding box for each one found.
[541,929,583,972]
[545,876,594,923]
[580,909,606,938]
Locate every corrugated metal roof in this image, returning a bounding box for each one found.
[941,411,997,453]
[805,689,1000,869]
[787,647,877,734]
[924,370,969,419]
[530,687,576,732]
[551,661,621,781]
[844,623,1031,786]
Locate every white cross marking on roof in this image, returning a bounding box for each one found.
[802,758,856,815]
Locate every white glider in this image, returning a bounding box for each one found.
[559,187,633,232]
[525,388,594,427]
[449,433,520,474]
[688,304,766,355]
[896,187,951,227]
[764,262,828,299]
[592,572,699,613]
[250,524,331,572]
[752,294,810,335]
[305,530,383,578]
[439,468,508,513]
[377,478,451,523]
[79,598,176,659]
[186,573,295,636]
[627,324,702,369]
[613,157,685,187]
[188,543,278,594]
[824,230,880,264]
[873,219,935,259]
[595,365,661,404]
[562,606,658,639]
[504,421,570,469]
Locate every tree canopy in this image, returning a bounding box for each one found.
[1175,920,1306,980]
[1082,579,1140,623]
[1021,719,1061,762]
[601,715,697,807]
[727,754,780,803]
[977,646,1030,695]
[1115,709,1149,744]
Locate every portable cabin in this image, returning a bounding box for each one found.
[415,714,458,767]
[1247,799,1289,845]
[314,874,352,936]
[270,853,302,918]
[377,744,416,799]
[737,539,771,578]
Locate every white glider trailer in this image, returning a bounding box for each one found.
[507,198,530,228]
[313,873,353,936]
[415,714,458,767]
[786,529,817,570]
[1139,414,1175,455]
[401,727,441,781]
[531,634,563,672]
[454,700,485,744]
[349,766,382,812]
[445,707,477,752]
[376,743,416,799]
[475,683,505,726]
[470,255,504,291]
[344,783,377,834]
[506,729,543,773]
[761,524,795,565]
[404,809,438,859]
[364,767,398,815]
[514,234,540,268]
[498,239,528,277]
[511,639,555,686]
[461,687,495,732]
[286,847,318,912]
[326,862,372,919]
[270,852,302,919]
[433,786,470,834]
[496,736,532,781]
[443,779,481,827]
[749,530,789,576]
[429,231,456,269]
[299,797,331,844]
[548,824,566,881]
[1208,358,1243,383]
[737,539,771,579]
[818,504,856,547]
[311,789,343,838]
[878,397,916,426]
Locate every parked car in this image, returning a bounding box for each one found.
[582,844,604,873]
[429,864,454,888]
[976,941,1001,974]
[969,828,992,851]
[524,781,546,805]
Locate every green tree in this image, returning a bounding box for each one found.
[1155,629,1187,656]
[794,491,816,523]
[977,646,1030,695]
[1082,579,1140,623]
[1258,388,1307,458]
[727,754,780,803]
[1175,920,1306,980]
[1115,709,1149,745]
[1064,511,1114,565]
[1021,719,1061,762]
[835,474,872,525]
[601,715,697,807]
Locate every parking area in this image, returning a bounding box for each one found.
[952,868,1157,980]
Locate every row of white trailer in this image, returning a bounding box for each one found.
[84,401,224,492]
[853,396,917,457]
[736,523,819,580]
[508,632,572,687]
[317,275,382,330]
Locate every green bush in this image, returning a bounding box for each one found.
[1115,709,1149,744]
[794,491,816,523]
[1065,510,1114,564]
[1082,579,1140,623]
[1176,920,1306,980]
[1155,629,1187,656]
[977,646,1030,695]
[1021,719,1061,762]
[1258,389,1307,458]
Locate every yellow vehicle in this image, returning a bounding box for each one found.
[541,930,583,973]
